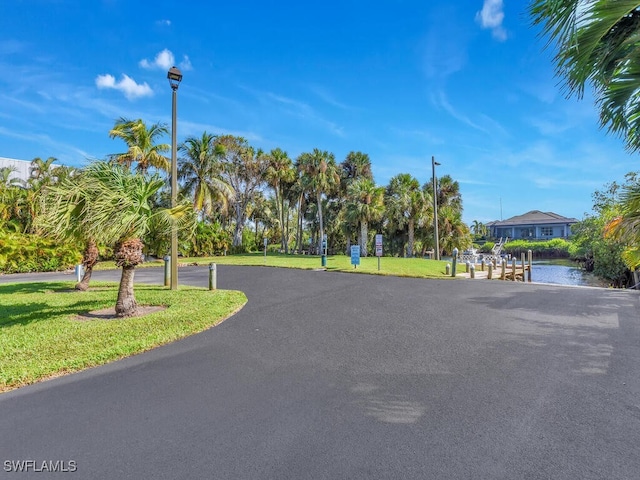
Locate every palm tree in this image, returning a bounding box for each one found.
[471,220,488,238]
[109,117,170,173]
[0,167,27,232]
[0,166,22,189]
[29,157,58,185]
[530,1,640,151]
[346,178,385,256]
[340,151,373,188]
[38,172,99,291]
[339,151,374,253]
[40,161,192,316]
[385,173,427,257]
[264,148,295,253]
[296,149,340,256]
[605,180,640,268]
[178,132,234,220]
[439,205,472,255]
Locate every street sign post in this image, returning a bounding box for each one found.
[375,234,383,271]
[350,245,361,268]
[263,237,268,263]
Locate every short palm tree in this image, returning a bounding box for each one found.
[41,161,192,316]
[109,117,170,173]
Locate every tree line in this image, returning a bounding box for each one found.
[1,118,472,260]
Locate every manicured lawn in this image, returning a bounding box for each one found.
[0,282,246,393]
[97,253,452,278]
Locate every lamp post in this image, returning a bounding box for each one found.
[432,156,441,261]
[167,66,182,290]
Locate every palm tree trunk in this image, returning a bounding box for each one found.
[296,193,303,254]
[345,232,351,255]
[284,199,290,254]
[408,219,415,257]
[76,267,94,291]
[75,240,99,291]
[361,220,368,257]
[115,266,137,317]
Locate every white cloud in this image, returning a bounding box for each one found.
[476,0,507,41]
[156,19,171,27]
[139,49,175,70]
[179,55,193,71]
[95,74,153,100]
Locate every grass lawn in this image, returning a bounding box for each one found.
[97,253,452,279]
[0,282,246,393]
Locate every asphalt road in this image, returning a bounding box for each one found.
[1,266,640,479]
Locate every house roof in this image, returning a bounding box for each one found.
[489,210,578,227]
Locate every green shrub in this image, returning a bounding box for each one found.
[183,222,231,257]
[0,232,82,273]
[479,241,494,253]
[503,238,570,258]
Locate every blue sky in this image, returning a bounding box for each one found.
[0,0,636,224]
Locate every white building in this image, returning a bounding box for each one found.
[0,157,33,183]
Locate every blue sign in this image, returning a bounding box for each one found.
[350,245,361,266]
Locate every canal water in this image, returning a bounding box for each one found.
[531,259,603,287]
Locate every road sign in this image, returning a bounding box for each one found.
[375,234,383,257]
[350,245,360,267]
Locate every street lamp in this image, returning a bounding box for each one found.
[432,156,441,261]
[167,66,182,290]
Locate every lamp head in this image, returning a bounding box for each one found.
[167,66,183,90]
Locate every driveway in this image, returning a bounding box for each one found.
[1,266,639,479]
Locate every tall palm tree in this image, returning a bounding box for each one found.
[109,117,170,173]
[40,161,192,316]
[296,149,340,256]
[530,1,640,151]
[385,173,427,257]
[340,151,373,189]
[346,178,385,256]
[339,151,374,253]
[265,148,295,253]
[178,132,234,220]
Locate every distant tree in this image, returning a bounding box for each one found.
[215,135,268,249]
[385,173,427,257]
[178,132,234,220]
[109,117,170,173]
[297,149,340,256]
[471,220,488,238]
[265,148,295,252]
[346,178,385,256]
